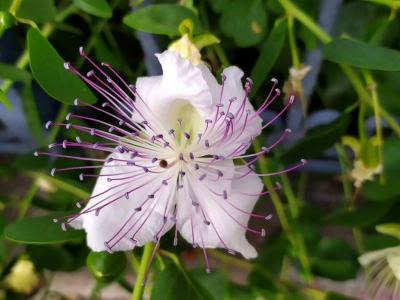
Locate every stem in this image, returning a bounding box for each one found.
[358,103,367,144]
[131,242,155,300]
[288,16,300,69]
[18,179,39,220]
[213,44,230,67]
[47,104,69,144]
[279,172,299,219]
[364,0,400,7]
[126,250,140,272]
[334,143,352,201]
[9,0,23,15]
[40,272,54,300]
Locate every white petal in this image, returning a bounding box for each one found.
[358,246,400,266]
[178,163,264,259]
[387,251,400,280]
[70,152,176,252]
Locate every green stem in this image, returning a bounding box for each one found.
[279,171,299,219]
[54,3,78,22]
[40,272,54,300]
[364,0,400,7]
[47,104,69,144]
[358,103,367,144]
[213,44,230,67]
[288,16,300,69]
[131,243,156,300]
[9,0,23,15]
[18,178,39,220]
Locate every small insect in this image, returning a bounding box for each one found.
[159,159,168,168]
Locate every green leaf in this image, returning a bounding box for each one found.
[249,20,287,98]
[280,113,350,164]
[5,211,85,244]
[21,84,46,145]
[0,212,5,237]
[359,139,378,168]
[219,0,267,48]
[322,38,400,71]
[27,28,97,105]
[16,0,56,23]
[87,251,127,283]
[381,139,400,181]
[94,33,124,72]
[0,63,31,82]
[150,263,216,300]
[0,87,11,111]
[123,4,202,36]
[72,0,112,18]
[206,0,229,13]
[362,179,400,202]
[193,33,220,51]
[364,233,400,251]
[27,245,74,271]
[376,223,400,241]
[190,269,227,300]
[0,11,14,39]
[312,258,358,281]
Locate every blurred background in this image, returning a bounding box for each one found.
[1,0,400,299]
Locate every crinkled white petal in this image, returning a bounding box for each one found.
[358,246,400,266]
[70,152,175,252]
[387,251,400,280]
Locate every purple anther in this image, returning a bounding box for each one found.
[250,165,255,171]
[276,182,282,190]
[131,152,138,159]
[219,155,225,160]
[221,73,226,81]
[79,173,84,181]
[107,178,112,182]
[195,164,199,170]
[93,142,100,149]
[184,132,190,139]
[61,223,67,231]
[76,136,82,144]
[101,62,110,67]
[106,157,114,164]
[76,202,81,208]
[107,78,113,84]
[225,120,230,126]
[153,235,157,243]
[246,78,253,86]
[129,84,137,92]
[289,95,294,104]
[45,121,52,129]
[250,135,255,142]
[48,143,57,149]
[223,190,227,199]
[275,88,281,96]
[177,117,182,122]
[62,140,68,149]
[34,151,39,156]
[143,167,149,173]
[87,70,94,77]
[53,218,58,223]
[179,153,183,160]
[213,155,219,159]
[164,142,169,148]
[227,112,235,119]
[301,159,307,165]
[79,46,84,56]
[168,129,175,135]
[148,195,154,199]
[151,136,156,143]
[74,98,79,105]
[104,242,114,254]
[198,133,202,138]
[228,249,236,255]
[141,278,147,286]
[261,229,266,237]
[63,62,71,70]
[216,170,223,177]
[156,134,163,139]
[163,216,167,224]
[246,109,251,114]
[189,153,194,160]
[193,243,199,248]
[262,146,269,153]
[91,128,95,135]
[152,158,158,163]
[118,147,124,154]
[173,237,178,246]
[285,128,291,133]
[51,168,56,176]
[134,207,142,212]
[229,97,237,102]
[125,192,129,199]
[271,78,278,83]
[141,120,148,125]
[206,268,211,274]
[203,220,210,226]
[170,217,177,222]
[162,180,168,186]
[199,174,206,181]
[109,126,115,133]
[205,140,209,147]
[130,238,137,244]
[178,185,184,189]
[220,111,225,116]
[205,119,212,124]
[179,171,186,176]
[265,214,272,220]
[66,123,72,129]
[131,132,139,137]
[102,102,109,108]
[122,146,129,153]
[216,103,224,107]
[192,202,199,207]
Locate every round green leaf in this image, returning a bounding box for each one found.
[5,211,85,244]
[27,245,75,271]
[123,4,203,36]
[219,0,267,48]
[322,38,400,71]
[280,113,350,164]
[87,251,127,283]
[0,11,15,37]
[0,63,32,82]
[27,28,97,105]
[72,0,112,18]
[16,0,56,23]
[0,87,11,111]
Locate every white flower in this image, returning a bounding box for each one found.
[37,49,303,283]
[4,260,40,294]
[351,160,382,188]
[359,246,400,299]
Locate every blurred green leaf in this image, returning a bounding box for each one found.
[206,0,229,13]
[94,33,124,72]
[361,18,391,46]
[16,0,56,23]
[0,87,11,111]
[27,244,74,271]
[27,28,97,105]
[362,179,400,202]
[230,284,254,300]
[376,223,400,240]
[21,84,46,145]
[326,292,355,300]
[0,212,5,237]
[87,251,127,283]
[5,211,85,244]
[0,63,31,82]
[219,0,267,48]
[322,38,400,71]
[72,0,112,18]
[364,233,400,251]
[359,139,378,169]
[280,113,350,164]
[249,20,287,98]
[193,33,220,51]
[123,4,202,35]
[150,263,216,300]
[381,139,400,181]
[190,269,227,300]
